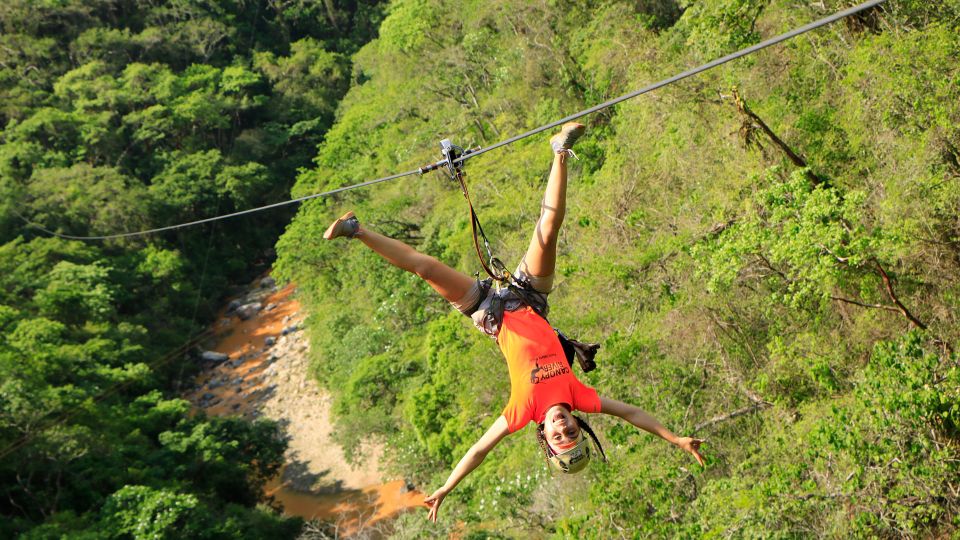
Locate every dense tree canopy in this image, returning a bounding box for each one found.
[274,0,960,537]
[4,0,959,537]
[1,1,386,537]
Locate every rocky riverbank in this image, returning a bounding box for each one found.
[183,274,424,534]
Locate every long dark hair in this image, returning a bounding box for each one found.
[536,414,607,462]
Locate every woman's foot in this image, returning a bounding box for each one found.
[549,122,586,154]
[323,211,360,240]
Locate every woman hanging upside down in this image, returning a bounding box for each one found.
[323,122,705,522]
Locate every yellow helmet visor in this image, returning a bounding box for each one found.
[547,436,592,474]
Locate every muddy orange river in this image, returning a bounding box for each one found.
[184,279,425,534]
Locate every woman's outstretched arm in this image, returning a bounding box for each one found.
[424,415,511,522]
[599,396,705,467]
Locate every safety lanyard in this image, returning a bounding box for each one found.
[420,139,511,284]
[453,169,510,282]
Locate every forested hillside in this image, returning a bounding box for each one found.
[0,1,385,538]
[274,0,960,537]
[3,0,958,538]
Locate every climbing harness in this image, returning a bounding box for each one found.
[480,276,599,372]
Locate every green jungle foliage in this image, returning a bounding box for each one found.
[273,0,960,537]
[4,0,959,538]
[0,1,386,538]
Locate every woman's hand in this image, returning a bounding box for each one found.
[423,416,510,523]
[424,486,449,522]
[675,437,705,467]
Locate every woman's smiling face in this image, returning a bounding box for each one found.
[542,403,581,452]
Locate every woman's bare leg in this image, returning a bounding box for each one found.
[355,226,475,304]
[519,122,584,280]
[520,151,569,278]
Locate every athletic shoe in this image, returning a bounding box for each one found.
[550,122,586,154]
[323,211,360,240]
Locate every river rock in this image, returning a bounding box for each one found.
[260,276,276,289]
[281,324,298,335]
[200,351,229,364]
[202,392,215,401]
[226,299,242,313]
[264,336,276,347]
[236,302,262,320]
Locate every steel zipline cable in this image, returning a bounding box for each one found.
[453,0,887,164]
[0,0,887,463]
[18,0,885,242]
[19,169,424,241]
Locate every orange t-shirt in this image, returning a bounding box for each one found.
[497,306,601,432]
